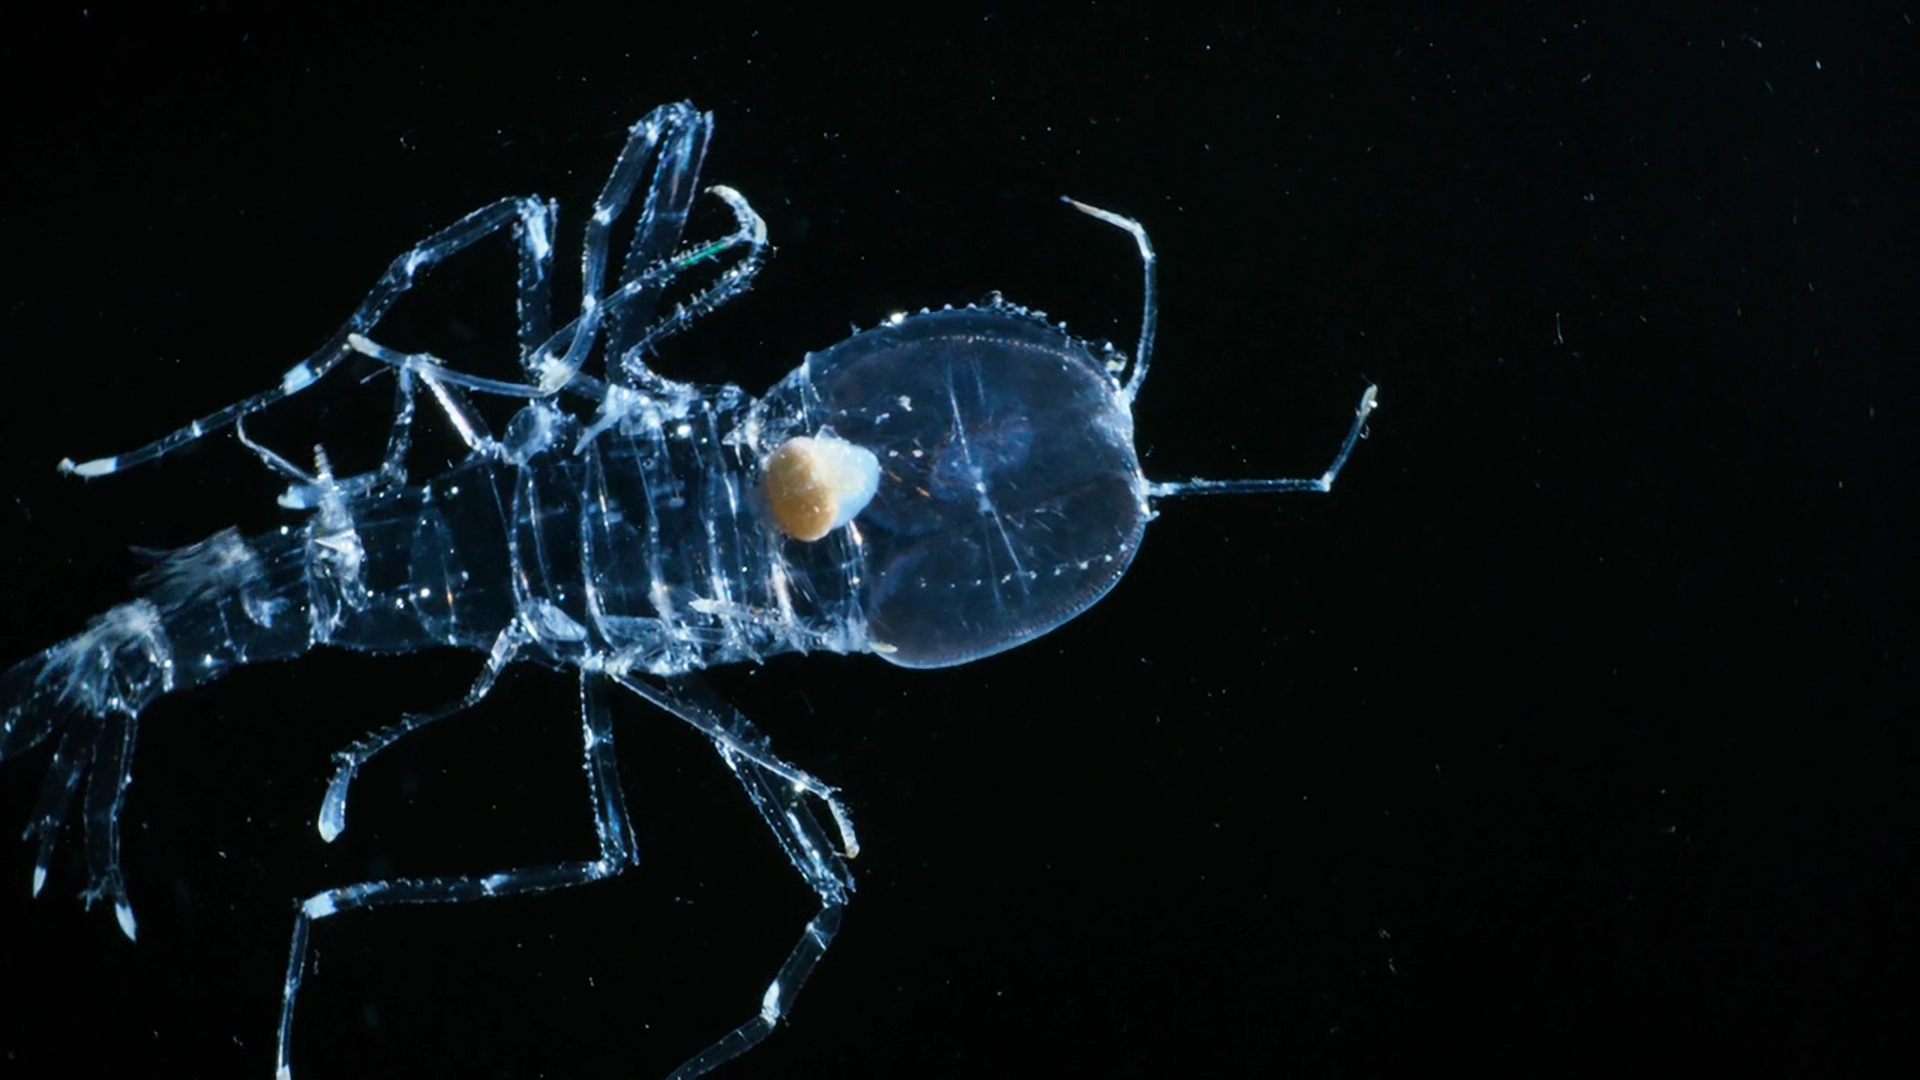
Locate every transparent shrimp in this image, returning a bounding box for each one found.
[0,102,1376,1078]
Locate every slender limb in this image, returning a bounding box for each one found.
[59,109,760,479]
[611,674,855,1078]
[572,105,769,386]
[667,747,848,1079]
[610,673,859,860]
[534,105,689,392]
[17,601,174,941]
[347,333,564,400]
[60,195,553,479]
[579,673,638,866]
[234,417,336,493]
[79,710,140,941]
[1063,196,1158,404]
[605,105,713,363]
[24,713,101,899]
[277,670,639,1080]
[231,351,496,498]
[515,197,559,368]
[374,363,420,488]
[234,329,519,494]
[316,624,529,842]
[337,186,765,405]
[533,181,770,392]
[1148,383,1379,498]
[343,337,509,459]
[613,185,769,383]
[412,365,500,455]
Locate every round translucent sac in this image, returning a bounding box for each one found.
[790,306,1151,668]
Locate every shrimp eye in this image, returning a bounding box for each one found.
[762,434,881,542]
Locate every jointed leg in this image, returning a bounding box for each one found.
[534,104,770,391]
[612,184,768,383]
[61,195,555,480]
[315,624,530,842]
[604,104,713,362]
[535,104,702,391]
[612,673,856,1078]
[276,669,639,1080]
[666,747,848,1079]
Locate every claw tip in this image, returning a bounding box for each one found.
[59,456,115,479]
[317,793,346,843]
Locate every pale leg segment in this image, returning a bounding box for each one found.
[275,671,638,1080]
[615,674,856,1078]
[60,196,557,479]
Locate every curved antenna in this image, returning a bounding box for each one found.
[1148,384,1378,499]
[1061,196,1378,502]
[1062,197,1157,405]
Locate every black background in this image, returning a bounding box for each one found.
[1,4,1910,1077]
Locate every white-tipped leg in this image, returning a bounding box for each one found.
[24,713,101,902]
[60,194,554,480]
[665,749,848,1078]
[610,184,770,382]
[316,625,527,842]
[612,673,860,861]
[277,670,639,1078]
[25,706,143,940]
[531,105,694,392]
[610,673,856,1078]
[82,711,140,940]
[601,104,713,366]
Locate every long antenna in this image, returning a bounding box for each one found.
[1062,195,1378,501]
[1062,196,1157,405]
[1147,384,1378,498]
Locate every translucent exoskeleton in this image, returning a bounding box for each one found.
[0,103,1376,1077]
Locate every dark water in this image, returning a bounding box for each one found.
[1,6,1907,1077]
